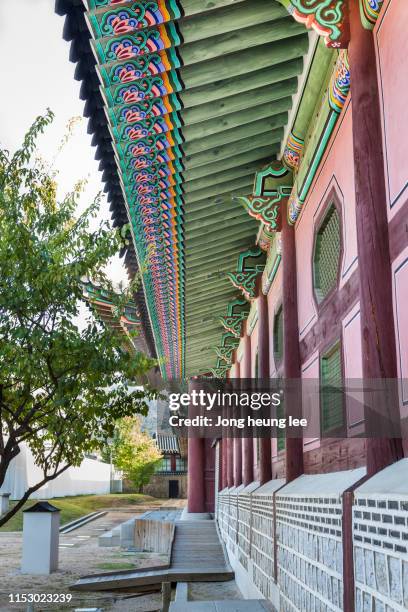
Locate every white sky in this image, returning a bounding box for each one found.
[0,0,128,286]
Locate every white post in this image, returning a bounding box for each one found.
[21,502,60,574]
[0,493,10,516]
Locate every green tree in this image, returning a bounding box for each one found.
[0,112,156,526]
[110,417,162,493]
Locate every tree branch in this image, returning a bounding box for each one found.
[0,462,71,528]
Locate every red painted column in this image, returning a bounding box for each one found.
[218,439,224,491]
[187,436,205,513]
[227,437,234,488]
[187,379,206,513]
[257,283,272,485]
[241,333,254,486]
[282,198,304,482]
[233,361,242,487]
[349,0,403,474]
[221,437,228,490]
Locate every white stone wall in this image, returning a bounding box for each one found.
[218,488,234,551]
[251,480,284,600]
[353,459,408,612]
[0,443,111,499]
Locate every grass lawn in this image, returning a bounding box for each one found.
[0,493,159,532]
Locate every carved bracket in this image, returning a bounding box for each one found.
[220,312,247,337]
[278,0,350,48]
[235,194,282,231]
[220,298,249,338]
[253,161,293,197]
[236,185,293,231]
[214,332,240,364]
[210,360,229,378]
[227,268,264,301]
[227,248,266,301]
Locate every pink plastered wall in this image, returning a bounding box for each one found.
[374,0,408,219]
[266,264,283,377]
[342,303,364,434]
[374,0,408,423]
[295,99,358,341]
[301,351,320,451]
[392,245,408,420]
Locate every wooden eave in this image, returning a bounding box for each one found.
[56,0,310,377]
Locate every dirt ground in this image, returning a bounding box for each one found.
[0,503,185,612]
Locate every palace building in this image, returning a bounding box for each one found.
[57,1,408,610]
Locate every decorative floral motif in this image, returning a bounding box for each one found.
[283,133,304,170]
[114,74,177,105]
[117,99,170,123]
[109,54,171,85]
[288,187,302,225]
[328,50,350,112]
[83,0,183,377]
[97,3,180,37]
[257,226,275,252]
[119,116,171,142]
[360,0,384,28]
[100,23,179,62]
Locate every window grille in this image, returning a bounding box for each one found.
[273,306,284,363]
[320,341,344,433]
[313,204,340,303]
[156,457,172,472]
[277,400,285,452]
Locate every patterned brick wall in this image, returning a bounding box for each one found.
[353,459,408,611]
[276,493,344,611]
[217,464,408,611]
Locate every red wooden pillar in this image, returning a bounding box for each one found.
[282,198,304,482]
[257,283,272,485]
[221,436,228,490]
[349,0,403,475]
[233,360,243,487]
[187,436,205,513]
[218,439,224,491]
[227,437,234,488]
[242,333,254,486]
[187,379,206,513]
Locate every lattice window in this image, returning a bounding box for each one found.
[313,204,341,303]
[273,306,284,363]
[155,457,171,472]
[320,341,344,434]
[277,400,285,452]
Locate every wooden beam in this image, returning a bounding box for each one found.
[182,100,290,145]
[180,59,303,108]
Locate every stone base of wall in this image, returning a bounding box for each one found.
[217,460,408,611]
[143,474,187,499]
